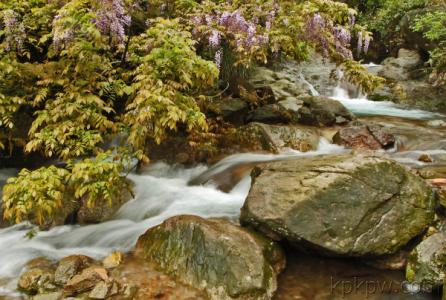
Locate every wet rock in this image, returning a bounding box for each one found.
[120,284,138,299]
[207,98,248,124]
[370,49,446,113]
[366,248,411,270]
[239,122,320,153]
[76,181,133,224]
[89,281,111,299]
[248,104,289,123]
[102,251,123,269]
[406,232,446,287]
[379,49,423,82]
[64,267,108,295]
[419,154,434,163]
[18,268,56,295]
[333,122,395,150]
[290,96,354,127]
[54,255,93,285]
[31,291,63,300]
[135,215,285,300]
[241,153,435,256]
[248,62,313,103]
[427,120,446,128]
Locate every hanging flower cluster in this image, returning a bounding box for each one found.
[1,10,26,53]
[52,11,75,50]
[191,10,269,68]
[52,0,131,50]
[93,0,131,46]
[305,12,370,59]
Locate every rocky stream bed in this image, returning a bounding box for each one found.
[1,49,446,300]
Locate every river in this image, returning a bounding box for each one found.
[0,75,445,299]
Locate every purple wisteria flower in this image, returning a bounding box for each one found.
[2,10,26,53]
[94,0,131,45]
[364,34,371,54]
[209,30,221,48]
[357,31,363,54]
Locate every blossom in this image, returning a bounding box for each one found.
[364,34,371,54]
[209,30,221,48]
[94,0,131,45]
[2,10,26,53]
[357,31,363,54]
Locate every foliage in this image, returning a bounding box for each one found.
[69,153,131,208]
[0,0,383,224]
[2,166,70,226]
[2,152,131,226]
[123,18,218,156]
[413,10,446,85]
[342,60,385,94]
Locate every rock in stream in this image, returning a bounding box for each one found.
[241,153,435,257]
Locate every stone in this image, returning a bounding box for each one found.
[64,267,108,295]
[333,122,395,150]
[207,98,248,124]
[241,153,435,256]
[290,96,355,127]
[31,291,63,300]
[18,268,56,295]
[102,251,123,269]
[248,104,289,123]
[406,233,446,288]
[54,255,93,285]
[76,180,133,224]
[135,215,285,300]
[120,283,138,299]
[239,122,320,153]
[419,154,434,163]
[379,49,423,81]
[88,281,110,299]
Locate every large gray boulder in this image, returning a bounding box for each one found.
[241,154,435,257]
[135,215,285,300]
[406,232,446,288]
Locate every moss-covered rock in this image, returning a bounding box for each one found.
[241,153,435,256]
[238,122,320,153]
[135,215,285,300]
[406,232,446,288]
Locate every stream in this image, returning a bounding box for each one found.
[1,74,445,299]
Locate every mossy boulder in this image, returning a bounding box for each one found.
[135,215,285,300]
[238,122,320,153]
[406,233,446,288]
[241,153,435,256]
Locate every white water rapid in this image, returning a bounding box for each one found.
[330,67,442,120]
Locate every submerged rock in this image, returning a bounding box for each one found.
[241,153,435,256]
[239,122,320,153]
[135,215,285,300]
[333,122,395,150]
[406,232,446,288]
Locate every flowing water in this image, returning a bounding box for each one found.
[0,75,445,299]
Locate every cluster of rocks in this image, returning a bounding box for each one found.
[18,253,137,300]
[14,52,446,300]
[370,48,446,113]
